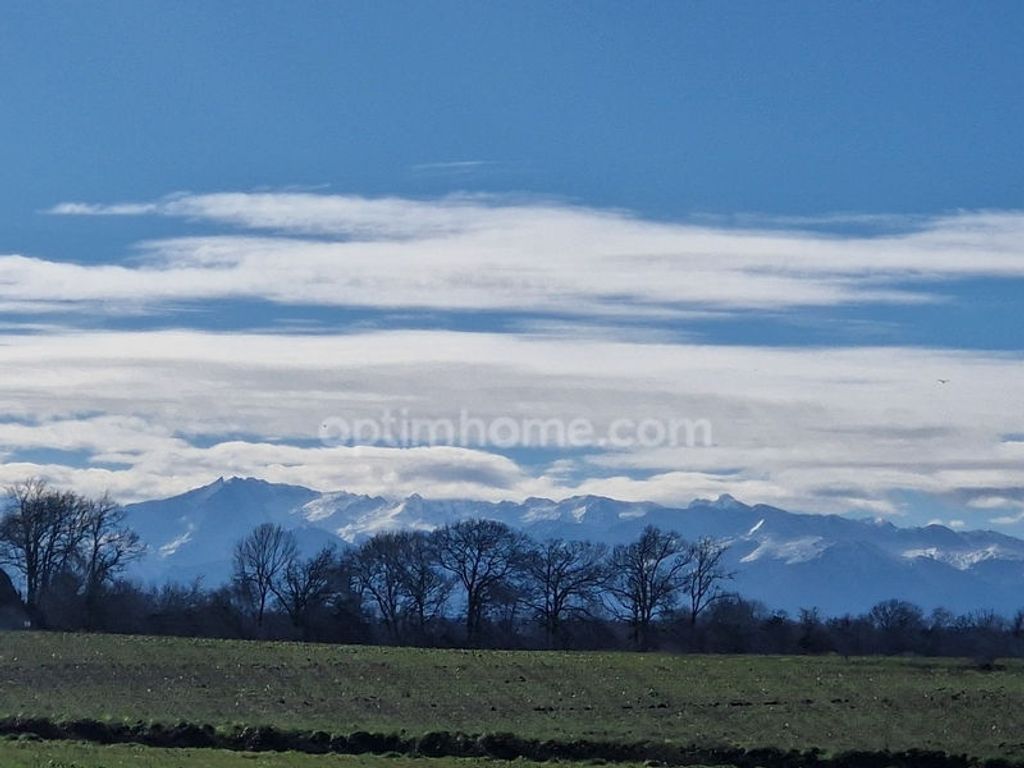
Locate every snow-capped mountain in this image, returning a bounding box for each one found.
[123,477,1024,615]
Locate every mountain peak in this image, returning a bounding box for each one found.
[224,475,268,486]
[197,475,268,492]
[690,493,748,511]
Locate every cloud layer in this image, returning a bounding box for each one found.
[0,192,1022,528]
[8,192,1021,318]
[0,327,1021,521]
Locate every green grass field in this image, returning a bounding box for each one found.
[0,631,1022,762]
[0,739,697,768]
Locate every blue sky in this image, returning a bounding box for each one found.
[1,3,1023,530]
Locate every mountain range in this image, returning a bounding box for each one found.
[123,476,1024,616]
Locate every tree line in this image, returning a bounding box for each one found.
[2,480,1024,660]
[229,517,732,649]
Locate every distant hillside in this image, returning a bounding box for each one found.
[124,476,1024,615]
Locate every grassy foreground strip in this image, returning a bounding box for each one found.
[1,632,1023,760]
[0,739,691,768]
[0,717,1017,768]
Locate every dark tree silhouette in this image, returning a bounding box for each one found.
[0,479,90,624]
[394,530,451,640]
[524,538,608,646]
[869,599,925,654]
[273,546,337,639]
[684,536,734,626]
[232,523,297,632]
[78,494,145,629]
[433,519,528,644]
[608,525,692,649]
[351,531,408,639]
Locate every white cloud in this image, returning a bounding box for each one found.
[47,202,159,216]
[0,192,1020,521]
[974,496,1024,525]
[0,439,548,504]
[0,328,1021,516]
[16,192,1022,317]
[990,512,1024,526]
[968,495,1024,510]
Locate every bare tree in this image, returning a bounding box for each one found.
[272,546,337,639]
[608,525,692,649]
[433,519,528,644]
[798,606,830,653]
[524,538,608,646]
[684,536,734,626]
[870,599,925,634]
[869,598,925,654]
[232,523,297,632]
[394,531,451,640]
[351,530,452,643]
[351,531,409,640]
[78,494,145,628]
[0,479,90,624]
[1013,609,1024,640]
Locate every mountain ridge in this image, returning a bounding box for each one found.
[122,476,1024,616]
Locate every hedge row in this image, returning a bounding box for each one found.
[0,716,1017,768]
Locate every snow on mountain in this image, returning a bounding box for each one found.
[123,477,1024,615]
[740,536,828,565]
[124,476,332,585]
